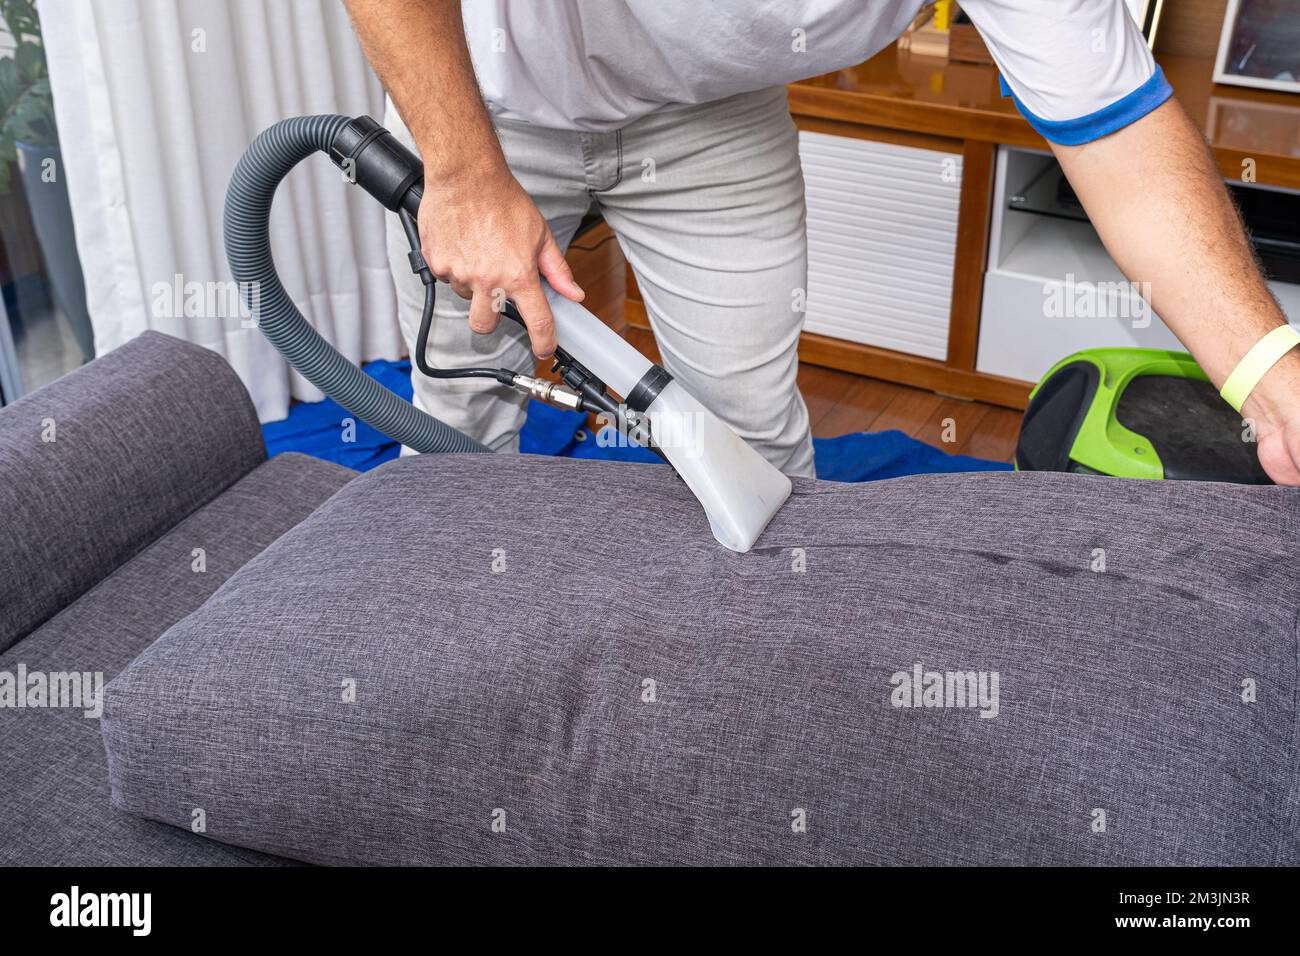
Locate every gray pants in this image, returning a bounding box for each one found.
[384,86,815,477]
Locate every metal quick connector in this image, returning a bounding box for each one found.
[510,374,584,410]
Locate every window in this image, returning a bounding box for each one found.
[0,0,91,405]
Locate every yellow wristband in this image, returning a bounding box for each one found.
[1220,325,1300,413]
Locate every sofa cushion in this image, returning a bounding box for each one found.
[0,452,353,866]
[101,454,1300,865]
[0,331,268,651]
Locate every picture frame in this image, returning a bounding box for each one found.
[1123,0,1165,49]
[1213,0,1300,95]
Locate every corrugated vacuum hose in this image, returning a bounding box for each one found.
[223,113,487,454]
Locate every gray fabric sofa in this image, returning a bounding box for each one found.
[3,331,1298,866]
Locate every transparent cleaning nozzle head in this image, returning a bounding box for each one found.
[544,288,791,552]
[642,380,791,552]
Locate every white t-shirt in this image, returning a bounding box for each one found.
[462,0,1171,145]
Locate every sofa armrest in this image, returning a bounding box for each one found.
[0,331,266,650]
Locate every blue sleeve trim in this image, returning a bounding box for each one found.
[997,65,1173,146]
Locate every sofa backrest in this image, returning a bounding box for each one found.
[0,331,266,650]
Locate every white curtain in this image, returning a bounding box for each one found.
[41,0,404,421]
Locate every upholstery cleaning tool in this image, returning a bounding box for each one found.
[224,115,791,551]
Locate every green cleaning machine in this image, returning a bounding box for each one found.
[1015,347,1271,484]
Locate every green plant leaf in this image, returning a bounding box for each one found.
[0,56,19,98]
[1,0,40,43]
[0,0,48,187]
[15,41,44,83]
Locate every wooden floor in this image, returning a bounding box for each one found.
[561,224,1021,464]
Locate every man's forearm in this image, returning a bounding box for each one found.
[342,0,581,357]
[343,0,505,181]
[1052,99,1296,406]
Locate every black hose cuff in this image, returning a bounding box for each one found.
[625,365,674,413]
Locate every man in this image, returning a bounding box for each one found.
[344,0,1300,485]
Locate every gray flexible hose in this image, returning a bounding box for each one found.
[223,114,487,454]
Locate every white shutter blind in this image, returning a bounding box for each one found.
[799,131,962,360]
